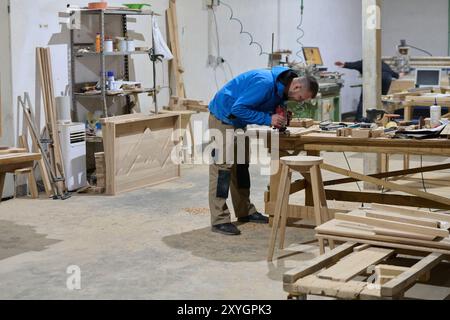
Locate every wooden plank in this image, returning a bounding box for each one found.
[316,219,450,251]
[334,212,449,238]
[305,144,450,157]
[317,247,394,282]
[316,233,450,256]
[0,153,41,166]
[0,148,26,155]
[380,253,443,297]
[283,242,357,284]
[326,190,450,210]
[321,163,450,207]
[323,163,450,187]
[371,204,450,223]
[365,210,440,228]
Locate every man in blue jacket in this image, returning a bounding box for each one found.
[208,66,319,235]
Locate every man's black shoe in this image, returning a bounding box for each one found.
[237,212,269,224]
[212,223,241,236]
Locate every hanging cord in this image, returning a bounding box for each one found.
[220,1,270,56]
[419,155,433,212]
[342,152,365,208]
[296,0,305,62]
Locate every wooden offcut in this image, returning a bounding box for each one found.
[101,113,182,195]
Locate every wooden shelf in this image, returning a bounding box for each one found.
[74,89,155,98]
[75,51,150,58]
[71,8,159,16]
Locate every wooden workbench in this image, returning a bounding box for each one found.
[0,149,41,201]
[264,130,450,223]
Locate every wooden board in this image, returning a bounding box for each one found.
[317,247,394,282]
[102,113,181,195]
[316,219,450,252]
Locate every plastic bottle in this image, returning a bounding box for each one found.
[107,71,115,90]
[95,33,101,53]
[430,98,442,128]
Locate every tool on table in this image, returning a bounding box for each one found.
[365,109,386,124]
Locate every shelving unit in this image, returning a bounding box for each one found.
[69,8,158,118]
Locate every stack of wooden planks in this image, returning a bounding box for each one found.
[36,47,68,198]
[316,204,450,255]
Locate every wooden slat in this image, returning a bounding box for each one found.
[316,219,450,251]
[316,233,450,255]
[364,210,440,228]
[335,212,448,238]
[0,153,41,166]
[283,242,356,284]
[380,253,443,297]
[371,204,450,223]
[321,163,450,207]
[326,190,450,210]
[317,247,394,282]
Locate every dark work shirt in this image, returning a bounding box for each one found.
[343,60,399,95]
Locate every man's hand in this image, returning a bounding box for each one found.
[271,114,286,128]
[335,61,345,68]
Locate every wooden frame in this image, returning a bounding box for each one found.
[101,113,182,195]
[283,242,445,300]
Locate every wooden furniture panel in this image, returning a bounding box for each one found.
[101,113,181,195]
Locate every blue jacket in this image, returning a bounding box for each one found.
[208,66,290,128]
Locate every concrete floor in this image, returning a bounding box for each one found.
[0,152,450,299]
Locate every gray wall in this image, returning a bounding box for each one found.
[0,0,14,197]
[382,0,449,56]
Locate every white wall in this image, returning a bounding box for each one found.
[382,0,449,56]
[178,0,363,114]
[0,0,14,197]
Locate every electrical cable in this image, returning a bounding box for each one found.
[296,0,305,62]
[408,44,433,57]
[343,152,362,192]
[220,1,270,56]
[419,155,433,212]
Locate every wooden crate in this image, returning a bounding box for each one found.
[101,113,182,195]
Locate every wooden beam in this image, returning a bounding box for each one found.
[322,163,450,187]
[371,204,450,223]
[381,253,443,297]
[334,213,449,238]
[321,163,450,207]
[325,190,450,210]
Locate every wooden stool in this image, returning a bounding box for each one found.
[267,156,334,261]
[13,168,39,199]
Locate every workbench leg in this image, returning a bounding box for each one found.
[403,154,410,171]
[0,173,5,202]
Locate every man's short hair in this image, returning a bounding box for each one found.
[301,76,319,99]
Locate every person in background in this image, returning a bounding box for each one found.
[208,66,319,236]
[335,60,401,121]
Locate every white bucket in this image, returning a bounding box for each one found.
[55,96,72,124]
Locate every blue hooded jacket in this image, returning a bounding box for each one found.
[208,66,291,128]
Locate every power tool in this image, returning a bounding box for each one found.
[275,105,292,133]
